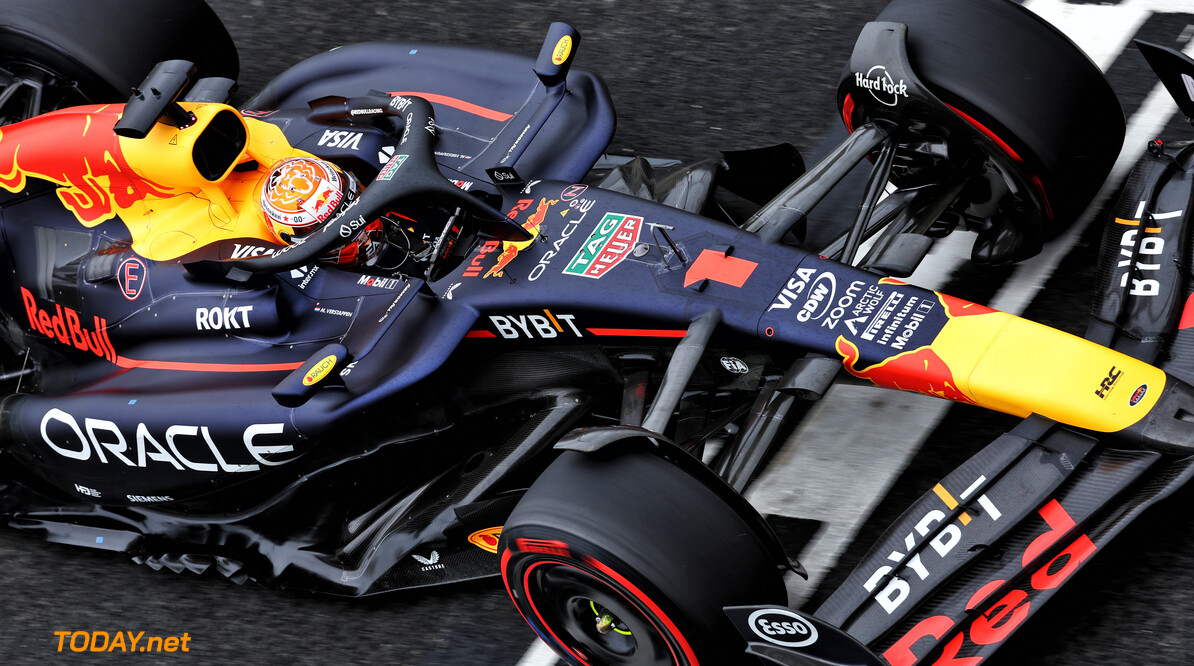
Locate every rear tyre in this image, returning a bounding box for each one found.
[501,449,788,665]
[875,0,1124,233]
[0,0,238,123]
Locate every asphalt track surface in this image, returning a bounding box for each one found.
[2,1,1194,664]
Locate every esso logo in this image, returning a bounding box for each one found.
[747,609,818,648]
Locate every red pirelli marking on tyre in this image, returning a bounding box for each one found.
[521,561,593,665]
[513,538,571,557]
[516,557,696,666]
[582,555,699,665]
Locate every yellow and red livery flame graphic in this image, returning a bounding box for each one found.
[833,284,1166,433]
[0,107,173,226]
[467,527,503,554]
[936,291,997,318]
[836,336,977,404]
[833,289,997,404]
[876,278,1001,316]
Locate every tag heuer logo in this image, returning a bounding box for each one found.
[377,154,408,181]
[563,212,643,279]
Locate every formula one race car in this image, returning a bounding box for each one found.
[0,0,1189,664]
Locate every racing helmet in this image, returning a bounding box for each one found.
[259,156,383,267]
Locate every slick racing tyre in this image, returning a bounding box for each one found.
[501,449,788,665]
[0,0,238,123]
[876,0,1124,235]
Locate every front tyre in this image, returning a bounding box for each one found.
[875,0,1124,235]
[501,449,788,665]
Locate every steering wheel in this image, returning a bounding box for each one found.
[229,95,530,275]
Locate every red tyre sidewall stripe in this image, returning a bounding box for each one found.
[944,103,1055,221]
[581,554,700,665]
[501,550,588,664]
[944,103,1022,163]
[1029,174,1055,220]
[500,549,532,625]
[510,555,699,666]
[519,560,594,665]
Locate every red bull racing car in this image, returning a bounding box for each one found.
[1,0,1193,664]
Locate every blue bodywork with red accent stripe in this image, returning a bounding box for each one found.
[0,22,832,596]
[5,9,1194,666]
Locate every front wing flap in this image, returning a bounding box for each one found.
[812,416,1194,664]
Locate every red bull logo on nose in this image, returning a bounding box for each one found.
[0,107,173,227]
